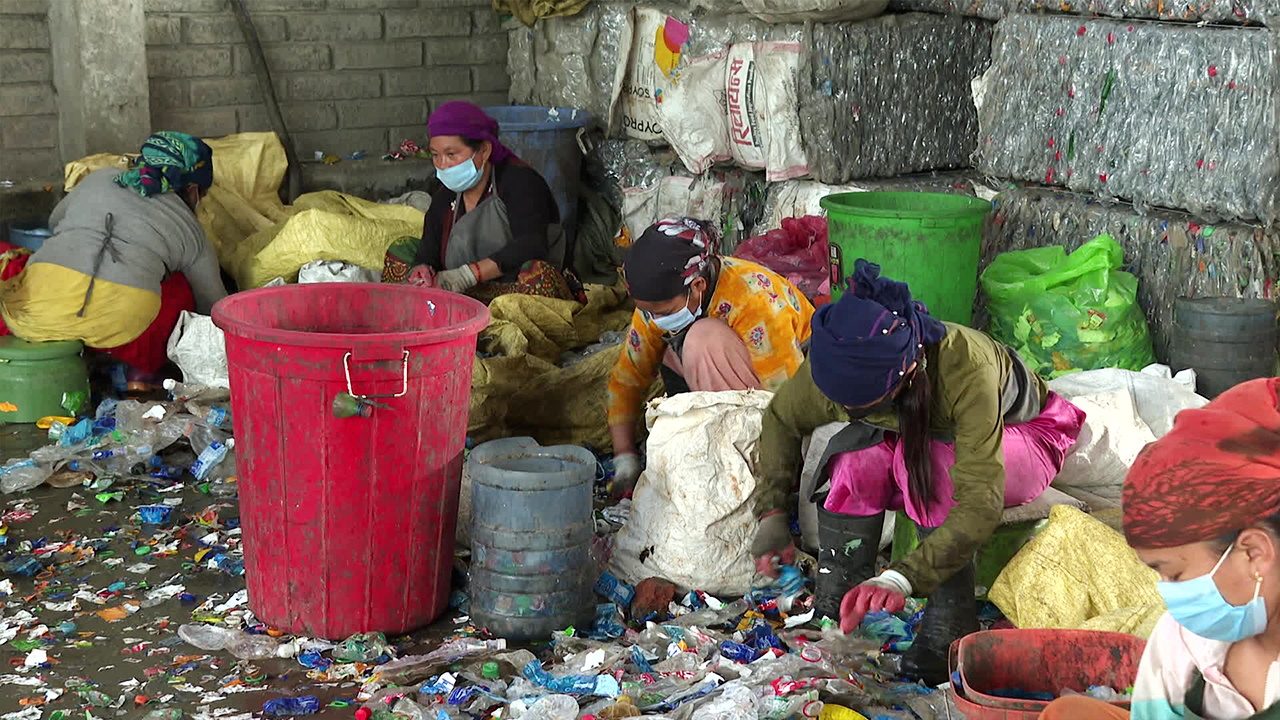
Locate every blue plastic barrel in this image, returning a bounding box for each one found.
[483,106,591,252]
[469,436,595,640]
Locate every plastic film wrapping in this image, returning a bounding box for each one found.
[976,15,1280,224]
[888,0,1279,26]
[800,14,994,183]
[983,186,1280,362]
[506,4,633,131]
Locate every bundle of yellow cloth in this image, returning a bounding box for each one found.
[471,283,654,448]
[990,505,1165,638]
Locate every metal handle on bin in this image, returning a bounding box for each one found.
[342,349,409,399]
[576,127,592,156]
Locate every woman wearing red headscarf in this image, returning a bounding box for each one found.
[404,101,578,303]
[1040,377,1280,720]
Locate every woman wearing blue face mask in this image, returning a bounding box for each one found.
[605,217,815,500]
[405,101,580,303]
[1039,377,1280,720]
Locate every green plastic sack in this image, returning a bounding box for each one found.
[981,234,1155,378]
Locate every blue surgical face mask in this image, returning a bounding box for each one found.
[437,154,482,193]
[1157,543,1267,642]
[648,290,702,334]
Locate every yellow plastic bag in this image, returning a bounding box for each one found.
[990,505,1165,638]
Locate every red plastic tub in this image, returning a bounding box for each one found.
[212,284,489,639]
[949,629,1146,720]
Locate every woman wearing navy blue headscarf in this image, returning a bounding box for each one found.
[751,260,1086,685]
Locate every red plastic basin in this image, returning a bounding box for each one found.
[949,629,1146,720]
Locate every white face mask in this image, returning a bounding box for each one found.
[648,289,702,333]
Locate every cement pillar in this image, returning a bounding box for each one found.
[49,0,150,163]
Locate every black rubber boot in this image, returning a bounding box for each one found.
[814,501,883,621]
[899,529,978,686]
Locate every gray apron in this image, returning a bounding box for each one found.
[442,174,567,281]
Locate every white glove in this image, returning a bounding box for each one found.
[610,452,643,498]
[437,264,478,293]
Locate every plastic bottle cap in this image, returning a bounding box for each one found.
[481,661,500,679]
[162,379,178,391]
[354,708,372,720]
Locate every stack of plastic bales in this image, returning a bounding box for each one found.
[506,3,996,251]
[973,14,1280,359]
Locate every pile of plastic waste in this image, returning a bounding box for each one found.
[3,381,237,499]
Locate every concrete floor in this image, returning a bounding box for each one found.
[0,421,470,720]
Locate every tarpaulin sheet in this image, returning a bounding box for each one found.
[982,186,1280,363]
[990,505,1163,638]
[228,191,423,289]
[469,283,651,449]
[976,15,1280,224]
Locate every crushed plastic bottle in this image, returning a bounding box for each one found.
[0,459,50,494]
[164,379,231,404]
[521,695,579,720]
[177,623,238,650]
[523,660,620,696]
[691,683,758,720]
[333,631,394,662]
[141,710,184,720]
[262,696,320,716]
[191,438,234,481]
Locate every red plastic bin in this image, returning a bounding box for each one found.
[212,284,489,639]
[949,629,1147,720]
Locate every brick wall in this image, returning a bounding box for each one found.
[144,0,511,157]
[0,0,56,182]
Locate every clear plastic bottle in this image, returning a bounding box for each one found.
[177,623,237,650]
[163,379,231,405]
[0,459,50,494]
[191,438,234,481]
[522,695,580,720]
[186,423,230,456]
[226,631,278,660]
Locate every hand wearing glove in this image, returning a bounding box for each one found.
[839,575,908,633]
[751,510,797,578]
[609,452,642,501]
[407,265,437,287]
[437,263,479,293]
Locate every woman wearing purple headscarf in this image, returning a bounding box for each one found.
[405,102,578,302]
[750,260,1085,685]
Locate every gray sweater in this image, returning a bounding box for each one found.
[32,169,228,313]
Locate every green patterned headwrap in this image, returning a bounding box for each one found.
[114,131,214,198]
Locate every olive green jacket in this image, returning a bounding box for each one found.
[753,323,1048,596]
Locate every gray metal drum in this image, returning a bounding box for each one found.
[1171,297,1278,398]
[468,436,595,640]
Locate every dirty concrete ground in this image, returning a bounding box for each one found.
[0,421,472,719]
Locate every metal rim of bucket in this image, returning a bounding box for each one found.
[210,283,491,349]
[819,191,992,220]
[482,106,593,132]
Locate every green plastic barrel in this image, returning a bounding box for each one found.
[0,338,88,423]
[821,192,992,324]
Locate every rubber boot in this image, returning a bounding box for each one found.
[814,501,883,621]
[899,527,979,687]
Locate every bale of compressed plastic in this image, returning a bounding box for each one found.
[799,13,994,183]
[888,0,1277,26]
[976,15,1280,224]
[506,4,631,130]
[982,187,1280,363]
